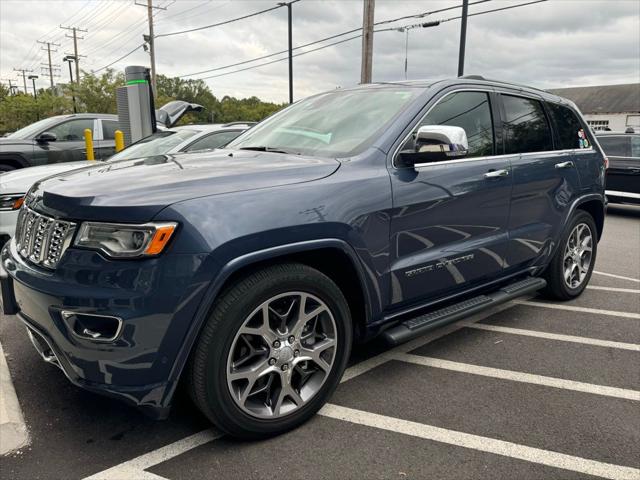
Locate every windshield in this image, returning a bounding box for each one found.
[108,129,199,161]
[227,87,423,157]
[6,117,63,139]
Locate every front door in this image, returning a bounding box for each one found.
[388,90,512,308]
[44,118,96,163]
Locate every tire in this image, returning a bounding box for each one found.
[542,210,597,300]
[188,262,352,439]
[0,164,16,173]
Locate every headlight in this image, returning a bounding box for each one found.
[74,221,177,258]
[0,194,24,211]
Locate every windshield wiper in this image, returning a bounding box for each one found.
[238,146,300,155]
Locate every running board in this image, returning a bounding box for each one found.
[382,276,547,346]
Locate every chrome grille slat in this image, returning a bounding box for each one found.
[15,206,76,269]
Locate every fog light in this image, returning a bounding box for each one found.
[61,311,123,342]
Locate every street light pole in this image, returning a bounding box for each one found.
[63,55,77,113]
[278,2,294,104]
[396,21,440,80]
[458,0,469,77]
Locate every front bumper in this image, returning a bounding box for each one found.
[1,239,211,417]
[0,208,19,244]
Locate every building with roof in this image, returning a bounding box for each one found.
[548,83,640,132]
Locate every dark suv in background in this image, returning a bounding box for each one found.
[1,77,606,439]
[597,130,640,204]
[0,114,119,171]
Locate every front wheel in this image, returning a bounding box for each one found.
[542,210,597,300]
[188,263,352,438]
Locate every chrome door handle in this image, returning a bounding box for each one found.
[484,169,509,178]
[555,161,574,169]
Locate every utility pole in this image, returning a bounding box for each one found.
[13,68,32,93]
[37,40,61,88]
[60,25,87,83]
[136,0,166,99]
[360,0,375,84]
[278,2,294,103]
[457,0,469,77]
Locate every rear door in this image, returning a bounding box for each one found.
[500,93,582,272]
[599,135,640,197]
[388,89,513,307]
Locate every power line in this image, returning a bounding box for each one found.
[179,0,493,78]
[194,0,547,81]
[92,44,145,74]
[155,0,301,38]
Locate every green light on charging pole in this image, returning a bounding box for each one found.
[126,79,148,85]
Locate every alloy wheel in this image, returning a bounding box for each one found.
[563,222,593,289]
[226,292,337,419]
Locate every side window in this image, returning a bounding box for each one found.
[184,131,243,152]
[403,91,494,159]
[547,103,588,150]
[501,95,553,154]
[102,120,119,140]
[48,119,95,141]
[598,136,631,157]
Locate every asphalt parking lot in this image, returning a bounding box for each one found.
[0,205,638,480]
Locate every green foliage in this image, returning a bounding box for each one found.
[1,70,284,135]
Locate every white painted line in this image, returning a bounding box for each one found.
[392,353,640,401]
[593,271,640,283]
[0,341,29,456]
[83,429,220,480]
[518,301,640,319]
[464,322,640,351]
[587,285,640,294]
[319,404,640,480]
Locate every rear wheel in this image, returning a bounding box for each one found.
[0,164,17,173]
[188,263,352,438]
[542,210,597,300]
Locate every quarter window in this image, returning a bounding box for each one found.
[502,95,553,154]
[547,103,587,150]
[102,120,119,140]
[406,91,494,159]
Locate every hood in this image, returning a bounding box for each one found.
[0,138,34,149]
[0,161,95,195]
[29,150,340,223]
[155,100,204,128]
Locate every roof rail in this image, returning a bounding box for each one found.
[222,121,257,127]
[460,75,486,80]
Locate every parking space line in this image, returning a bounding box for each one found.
[391,353,640,401]
[593,271,640,283]
[518,301,640,319]
[83,429,220,480]
[587,285,640,294]
[463,323,640,351]
[0,341,30,456]
[319,404,640,480]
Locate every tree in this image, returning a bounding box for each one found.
[67,69,125,114]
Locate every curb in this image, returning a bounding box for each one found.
[0,341,29,455]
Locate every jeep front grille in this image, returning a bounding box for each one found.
[15,206,76,269]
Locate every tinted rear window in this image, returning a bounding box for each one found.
[547,103,586,150]
[502,95,553,154]
[598,136,631,157]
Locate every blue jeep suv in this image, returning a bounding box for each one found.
[0,77,606,438]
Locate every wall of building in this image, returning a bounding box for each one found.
[584,112,640,131]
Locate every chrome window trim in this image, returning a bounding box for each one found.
[605,190,640,199]
[392,87,596,169]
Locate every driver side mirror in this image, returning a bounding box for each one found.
[36,132,57,143]
[397,125,469,168]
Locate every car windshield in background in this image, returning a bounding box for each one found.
[108,129,199,161]
[6,117,62,139]
[226,87,423,157]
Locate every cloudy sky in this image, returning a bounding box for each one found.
[1,0,638,103]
